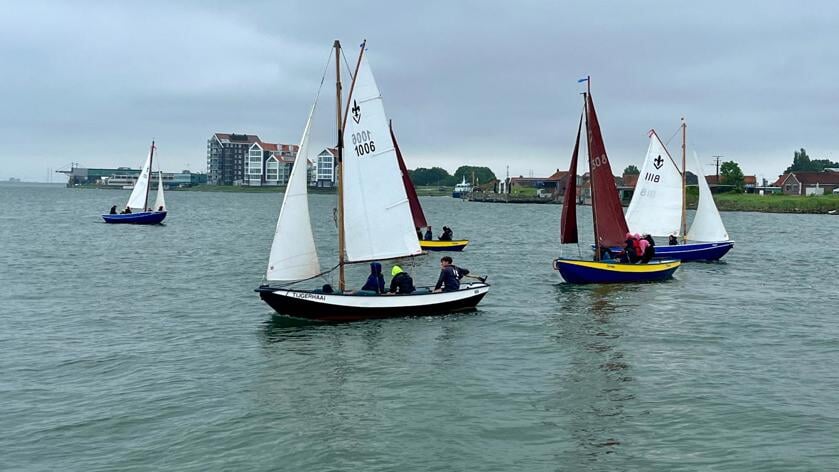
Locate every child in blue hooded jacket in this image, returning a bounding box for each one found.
[361,262,386,294]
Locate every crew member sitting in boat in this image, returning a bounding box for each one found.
[623,233,639,263]
[433,256,470,292]
[158,206,164,212]
[416,227,423,239]
[387,265,415,295]
[121,206,132,214]
[424,226,433,241]
[669,234,678,245]
[109,205,117,214]
[640,234,655,263]
[360,262,386,294]
[439,226,453,241]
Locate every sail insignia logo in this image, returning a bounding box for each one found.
[653,155,664,170]
[351,100,361,124]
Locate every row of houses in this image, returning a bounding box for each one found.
[495,170,767,204]
[207,133,338,187]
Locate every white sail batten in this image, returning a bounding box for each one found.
[625,133,683,237]
[687,151,729,242]
[266,102,322,281]
[153,171,166,211]
[126,150,152,210]
[341,54,421,262]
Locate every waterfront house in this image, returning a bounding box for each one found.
[776,171,839,195]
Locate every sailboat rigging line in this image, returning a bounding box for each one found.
[663,124,681,148]
[272,264,342,288]
[341,48,354,82]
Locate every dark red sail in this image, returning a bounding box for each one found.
[390,121,428,229]
[585,93,629,248]
[560,113,583,244]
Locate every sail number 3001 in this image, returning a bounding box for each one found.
[352,130,375,157]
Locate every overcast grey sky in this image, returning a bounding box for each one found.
[1,0,837,183]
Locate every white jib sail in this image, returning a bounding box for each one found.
[341,52,422,262]
[625,132,683,237]
[126,149,152,210]
[265,101,322,281]
[153,171,166,211]
[687,151,729,242]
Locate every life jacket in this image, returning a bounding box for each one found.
[632,238,643,257]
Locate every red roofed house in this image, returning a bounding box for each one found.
[247,141,300,186]
[777,171,839,195]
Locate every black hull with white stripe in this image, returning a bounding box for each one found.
[256,283,490,322]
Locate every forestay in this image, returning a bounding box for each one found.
[126,150,152,210]
[687,151,729,242]
[266,101,322,281]
[153,171,166,211]
[625,131,683,237]
[341,52,422,262]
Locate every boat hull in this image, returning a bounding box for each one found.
[256,283,490,322]
[419,240,469,251]
[650,241,733,261]
[102,211,167,225]
[553,259,680,284]
[591,241,734,261]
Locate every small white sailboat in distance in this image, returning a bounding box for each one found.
[102,141,167,224]
[624,120,733,261]
[256,40,489,321]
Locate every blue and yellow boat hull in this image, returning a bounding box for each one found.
[553,258,680,284]
[420,240,469,252]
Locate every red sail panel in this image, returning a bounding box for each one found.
[560,113,583,244]
[390,121,428,229]
[586,93,629,248]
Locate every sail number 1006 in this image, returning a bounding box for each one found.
[352,130,375,157]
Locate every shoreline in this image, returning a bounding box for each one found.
[52,185,839,214]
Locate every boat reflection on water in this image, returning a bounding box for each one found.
[549,283,635,462]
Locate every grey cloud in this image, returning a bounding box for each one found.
[1,0,837,181]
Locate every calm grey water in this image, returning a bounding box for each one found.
[1,183,837,471]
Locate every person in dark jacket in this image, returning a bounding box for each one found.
[416,227,423,239]
[640,234,656,263]
[109,205,117,214]
[433,256,469,292]
[388,265,415,294]
[360,262,385,293]
[439,226,453,241]
[424,226,433,241]
[668,234,678,245]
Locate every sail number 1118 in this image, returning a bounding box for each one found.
[352,130,375,157]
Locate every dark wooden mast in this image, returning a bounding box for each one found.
[334,40,346,291]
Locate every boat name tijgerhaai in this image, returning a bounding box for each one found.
[291,292,326,301]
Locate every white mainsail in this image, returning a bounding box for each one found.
[341,52,422,262]
[266,102,322,281]
[625,132,683,237]
[687,151,729,242]
[153,171,166,211]
[126,149,152,210]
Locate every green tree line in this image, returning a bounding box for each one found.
[409,166,497,186]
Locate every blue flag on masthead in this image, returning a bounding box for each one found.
[577,77,589,83]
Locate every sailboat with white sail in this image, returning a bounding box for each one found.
[102,141,167,224]
[553,77,680,284]
[256,40,489,321]
[624,121,733,261]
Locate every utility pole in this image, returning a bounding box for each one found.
[712,155,723,183]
